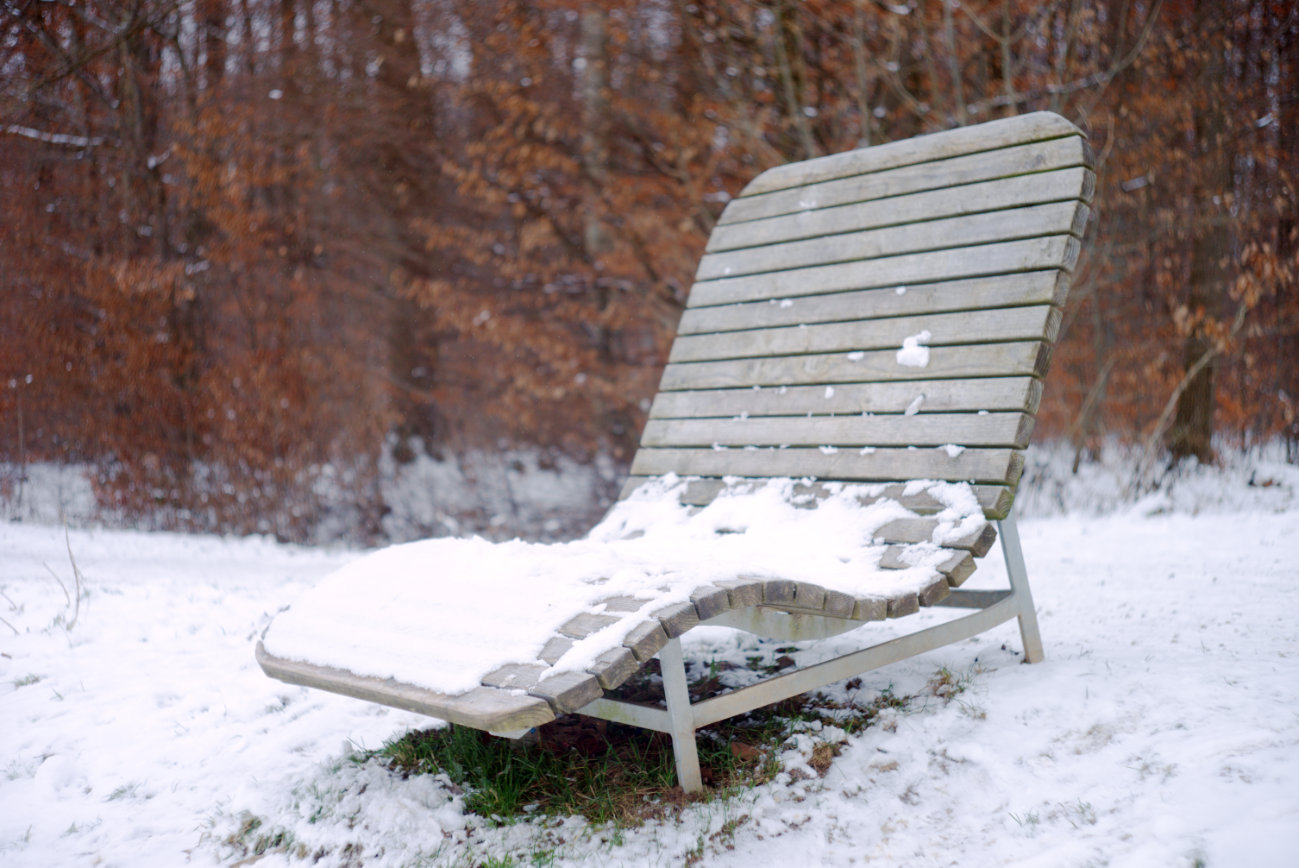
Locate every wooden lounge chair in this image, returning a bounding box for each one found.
[257,111,1094,793]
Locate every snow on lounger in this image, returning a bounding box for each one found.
[259,475,986,716]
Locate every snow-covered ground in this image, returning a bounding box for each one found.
[2,452,1298,867]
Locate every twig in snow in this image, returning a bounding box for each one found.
[63,526,83,631]
[42,563,72,608]
[39,527,86,630]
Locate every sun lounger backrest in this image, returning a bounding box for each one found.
[627,112,1094,519]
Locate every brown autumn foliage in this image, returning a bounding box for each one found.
[1,0,1296,540]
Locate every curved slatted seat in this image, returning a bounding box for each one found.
[257,112,1094,793]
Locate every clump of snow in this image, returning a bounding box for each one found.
[896,331,932,367]
[904,394,925,416]
[939,444,965,458]
[847,351,865,361]
[824,386,835,398]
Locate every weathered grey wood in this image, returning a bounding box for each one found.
[678,271,1067,335]
[708,168,1095,253]
[622,620,669,661]
[919,577,952,607]
[792,582,827,610]
[558,611,620,639]
[821,589,857,619]
[759,580,796,605]
[642,412,1034,450]
[255,642,555,732]
[689,586,732,620]
[649,378,1045,420]
[642,414,1036,451]
[659,342,1051,392]
[596,594,652,613]
[653,601,700,638]
[669,306,1061,365]
[874,517,997,556]
[717,578,765,609]
[879,546,976,587]
[943,551,978,587]
[618,476,1016,520]
[729,133,1089,222]
[852,595,888,621]
[887,592,920,618]
[587,646,639,690]
[738,111,1084,197]
[481,663,546,691]
[687,236,1080,308]
[537,636,573,665]
[629,444,1024,487]
[699,201,1086,282]
[530,671,604,714]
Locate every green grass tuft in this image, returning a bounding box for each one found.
[370,662,945,828]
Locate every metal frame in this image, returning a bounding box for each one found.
[577,510,1043,792]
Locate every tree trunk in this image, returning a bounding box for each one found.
[1165,3,1231,464]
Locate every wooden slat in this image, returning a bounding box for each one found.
[255,643,556,732]
[717,578,765,609]
[619,477,1014,519]
[587,647,639,691]
[538,636,573,664]
[879,547,977,590]
[707,168,1094,253]
[668,306,1061,364]
[740,113,1084,197]
[678,271,1068,336]
[725,135,1090,224]
[482,663,546,690]
[874,518,997,556]
[628,446,1025,487]
[641,412,1033,450]
[698,201,1087,281]
[653,601,700,637]
[687,236,1081,308]
[621,620,669,661]
[530,671,604,714]
[649,377,1044,419]
[558,612,619,639]
[658,342,1051,391]
[689,585,733,620]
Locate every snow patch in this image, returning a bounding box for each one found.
[896,330,932,367]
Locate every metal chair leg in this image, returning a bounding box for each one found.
[659,637,703,792]
[997,510,1045,663]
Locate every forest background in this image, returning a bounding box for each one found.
[1,0,1296,543]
